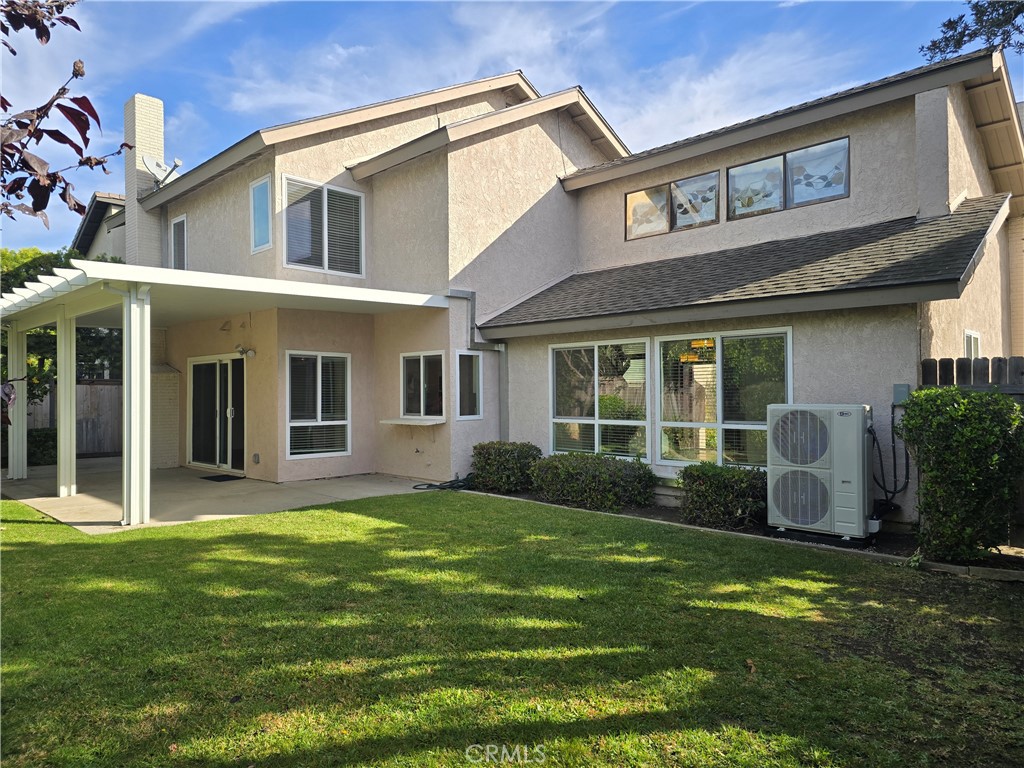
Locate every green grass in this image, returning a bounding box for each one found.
[2,494,1022,767]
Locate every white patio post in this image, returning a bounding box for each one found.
[120,284,152,525]
[6,320,29,480]
[56,305,78,497]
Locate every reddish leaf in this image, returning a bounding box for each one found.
[2,40,15,56]
[0,95,10,112]
[56,16,81,31]
[70,96,101,130]
[41,128,84,158]
[60,183,85,215]
[34,24,50,45]
[28,178,51,212]
[5,176,28,197]
[55,103,91,148]
[20,150,49,176]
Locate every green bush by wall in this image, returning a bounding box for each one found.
[530,453,656,511]
[471,441,543,494]
[676,462,767,530]
[895,387,1024,562]
[27,428,58,467]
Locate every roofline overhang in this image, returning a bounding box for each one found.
[562,49,1001,191]
[350,88,629,181]
[70,192,126,253]
[139,72,542,211]
[0,260,449,325]
[478,282,963,340]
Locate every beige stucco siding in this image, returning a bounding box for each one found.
[947,83,997,201]
[166,308,279,481]
[371,150,449,295]
[372,307,452,481]
[165,155,274,276]
[83,218,126,262]
[921,225,1012,359]
[505,305,919,517]
[447,298,503,477]
[274,309,376,482]
[449,110,608,319]
[576,100,917,273]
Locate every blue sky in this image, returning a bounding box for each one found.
[4,0,1022,253]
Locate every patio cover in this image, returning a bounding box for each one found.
[1,260,448,525]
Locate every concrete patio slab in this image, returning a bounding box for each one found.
[2,457,425,534]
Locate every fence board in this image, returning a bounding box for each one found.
[938,358,955,385]
[921,358,938,386]
[992,357,1008,385]
[25,381,123,455]
[921,357,1024,399]
[955,357,974,385]
[972,357,990,385]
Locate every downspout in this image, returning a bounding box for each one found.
[447,289,509,441]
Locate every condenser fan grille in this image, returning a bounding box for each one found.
[772,409,829,465]
[773,470,830,527]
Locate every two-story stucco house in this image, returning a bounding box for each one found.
[3,48,1022,527]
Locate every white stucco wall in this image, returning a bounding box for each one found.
[83,214,126,262]
[576,100,917,272]
[505,305,920,518]
[1010,216,1024,356]
[449,110,609,319]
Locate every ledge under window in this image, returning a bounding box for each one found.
[379,417,446,426]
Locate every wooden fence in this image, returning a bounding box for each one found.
[27,380,123,456]
[920,356,1024,397]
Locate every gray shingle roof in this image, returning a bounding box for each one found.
[564,48,996,182]
[482,194,1008,330]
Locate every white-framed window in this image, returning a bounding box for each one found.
[550,339,649,458]
[286,351,350,458]
[170,214,186,270]
[402,352,444,418]
[284,175,363,276]
[656,328,791,467]
[456,351,483,420]
[250,176,272,253]
[964,330,981,359]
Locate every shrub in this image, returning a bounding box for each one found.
[677,462,767,530]
[27,427,58,466]
[530,453,656,511]
[470,441,542,493]
[895,388,1024,562]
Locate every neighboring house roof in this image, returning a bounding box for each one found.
[562,48,1024,215]
[69,192,125,255]
[140,71,542,212]
[480,193,1011,339]
[350,87,628,180]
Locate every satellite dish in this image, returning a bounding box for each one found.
[142,155,182,186]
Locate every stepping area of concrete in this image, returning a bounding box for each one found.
[2,457,424,534]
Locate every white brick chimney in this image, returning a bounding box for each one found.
[123,94,165,267]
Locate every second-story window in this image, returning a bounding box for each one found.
[250,176,271,253]
[285,177,363,276]
[171,215,186,269]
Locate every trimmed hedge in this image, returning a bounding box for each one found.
[471,441,542,493]
[895,387,1024,562]
[530,453,656,511]
[677,462,767,530]
[28,428,58,466]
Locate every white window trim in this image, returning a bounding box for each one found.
[282,173,365,278]
[400,350,446,420]
[548,337,651,461]
[250,175,272,254]
[456,350,484,421]
[170,214,187,270]
[654,326,793,469]
[285,350,352,460]
[964,330,982,359]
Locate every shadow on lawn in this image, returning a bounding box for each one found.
[1,494,1021,767]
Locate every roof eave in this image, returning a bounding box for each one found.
[479,282,963,340]
[562,50,999,191]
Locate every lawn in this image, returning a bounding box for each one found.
[1,494,1022,768]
